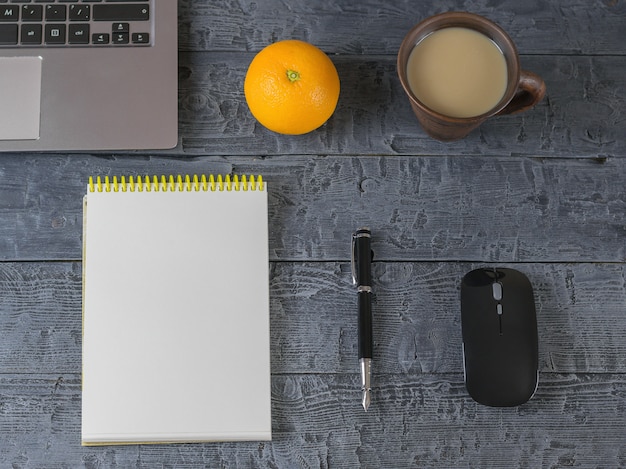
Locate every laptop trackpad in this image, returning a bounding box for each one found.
[0,57,42,141]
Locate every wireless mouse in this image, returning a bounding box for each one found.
[461,267,539,407]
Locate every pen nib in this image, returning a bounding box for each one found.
[362,388,371,411]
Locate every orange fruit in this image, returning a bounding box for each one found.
[244,40,340,135]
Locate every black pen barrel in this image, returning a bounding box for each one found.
[354,227,373,360]
[358,291,373,359]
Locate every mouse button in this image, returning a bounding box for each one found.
[492,282,503,301]
[495,267,515,277]
[463,268,496,287]
[499,268,532,289]
[500,296,537,328]
[461,292,495,329]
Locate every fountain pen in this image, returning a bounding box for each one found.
[351,227,373,411]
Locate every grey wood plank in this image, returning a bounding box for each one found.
[0,154,623,263]
[1,373,624,468]
[272,261,626,375]
[0,263,82,374]
[177,54,626,158]
[178,0,626,55]
[1,262,624,375]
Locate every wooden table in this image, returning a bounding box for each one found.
[2,1,625,467]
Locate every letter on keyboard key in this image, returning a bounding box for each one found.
[93,4,149,21]
[69,24,90,44]
[21,24,43,45]
[0,7,19,22]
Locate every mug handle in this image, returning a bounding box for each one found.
[497,70,547,115]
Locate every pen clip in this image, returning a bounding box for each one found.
[351,233,358,285]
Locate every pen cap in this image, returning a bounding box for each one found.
[353,228,372,286]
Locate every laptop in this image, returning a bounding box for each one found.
[0,0,178,152]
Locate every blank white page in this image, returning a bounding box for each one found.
[81,176,271,445]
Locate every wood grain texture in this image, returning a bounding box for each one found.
[1,373,625,468]
[0,263,81,374]
[178,0,626,55]
[0,155,623,262]
[177,54,626,157]
[1,262,624,376]
[270,261,626,375]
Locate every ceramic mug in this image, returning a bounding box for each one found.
[397,12,546,141]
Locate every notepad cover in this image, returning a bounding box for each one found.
[81,176,271,445]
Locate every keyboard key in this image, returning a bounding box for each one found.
[131,32,149,44]
[69,23,89,44]
[22,5,44,22]
[0,24,17,45]
[112,32,128,44]
[45,24,66,44]
[93,4,149,21]
[92,32,109,44]
[69,4,90,21]
[46,5,67,21]
[21,24,43,44]
[112,22,129,33]
[0,6,19,21]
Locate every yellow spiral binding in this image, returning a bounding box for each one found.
[88,175,265,193]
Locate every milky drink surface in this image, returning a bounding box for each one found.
[406,27,508,118]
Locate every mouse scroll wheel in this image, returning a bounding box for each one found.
[492,282,503,301]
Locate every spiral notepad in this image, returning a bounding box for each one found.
[81,174,271,445]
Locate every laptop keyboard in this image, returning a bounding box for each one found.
[0,0,152,47]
